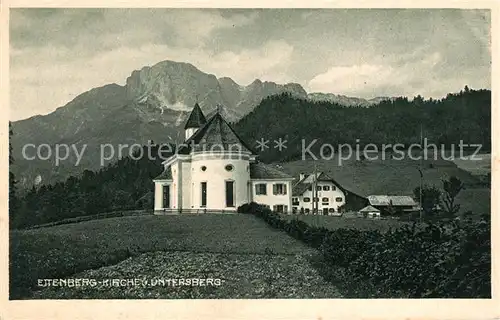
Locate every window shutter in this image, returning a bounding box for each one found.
[273,205,277,212]
[283,184,287,195]
[284,205,288,213]
[255,184,259,194]
[263,184,267,195]
[273,184,277,195]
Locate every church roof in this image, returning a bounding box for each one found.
[184,103,207,129]
[178,111,256,154]
[153,166,173,181]
[250,162,294,180]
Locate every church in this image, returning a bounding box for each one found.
[153,103,294,213]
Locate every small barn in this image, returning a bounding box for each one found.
[367,195,418,215]
[359,205,381,218]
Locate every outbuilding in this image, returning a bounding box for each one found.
[359,205,381,218]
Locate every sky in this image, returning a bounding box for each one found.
[10,8,491,121]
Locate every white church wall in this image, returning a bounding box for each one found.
[154,181,172,211]
[171,164,179,209]
[251,180,293,213]
[190,152,251,211]
[181,161,192,209]
[154,182,164,211]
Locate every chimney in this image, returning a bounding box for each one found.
[299,172,306,181]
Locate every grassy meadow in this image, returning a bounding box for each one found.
[281,214,408,232]
[10,214,342,299]
[452,153,491,176]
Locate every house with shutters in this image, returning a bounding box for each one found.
[291,172,368,215]
[153,103,294,213]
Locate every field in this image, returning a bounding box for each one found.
[10,214,341,299]
[452,153,491,176]
[281,214,408,232]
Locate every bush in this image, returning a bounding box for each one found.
[344,219,490,297]
[237,202,266,214]
[239,202,491,298]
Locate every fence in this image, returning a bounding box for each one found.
[155,208,238,215]
[25,209,154,230]
[155,208,343,215]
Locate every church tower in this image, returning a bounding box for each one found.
[184,102,207,140]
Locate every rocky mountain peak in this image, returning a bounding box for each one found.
[124,59,308,121]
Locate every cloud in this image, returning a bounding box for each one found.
[10,39,295,120]
[9,9,491,120]
[308,64,397,95]
[200,40,294,84]
[306,52,475,98]
[164,10,259,46]
[10,9,259,51]
[460,9,491,49]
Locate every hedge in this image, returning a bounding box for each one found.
[238,202,490,298]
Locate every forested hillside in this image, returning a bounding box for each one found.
[11,146,165,228]
[234,88,491,163]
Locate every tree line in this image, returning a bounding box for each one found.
[9,139,165,229]
[234,87,491,163]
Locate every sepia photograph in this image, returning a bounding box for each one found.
[2,4,496,316]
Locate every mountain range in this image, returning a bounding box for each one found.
[11,60,391,188]
[308,92,394,107]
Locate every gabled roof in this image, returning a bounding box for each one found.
[298,172,321,184]
[316,172,337,182]
[292,172,338,196]
[367,195,417,207]
[184,103,207,129]
[291,171,366,199]
[153,166,173,181]
[178,111,256,154]
[250,162,294,180]
[359,205,381,213]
